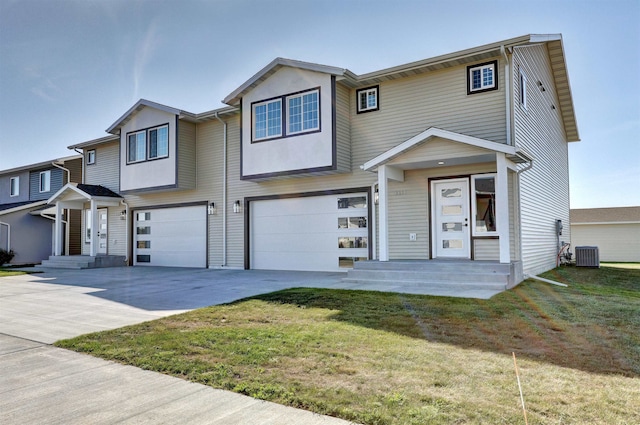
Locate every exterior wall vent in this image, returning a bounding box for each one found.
[575,246,600,268]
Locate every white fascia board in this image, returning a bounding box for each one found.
[106,99,186,134]
[362,127,516,171]
[67,134,120,150]
[529,34,562,43]
[47,182,84,204]
[1,155,82,175]
[0,201,48,216]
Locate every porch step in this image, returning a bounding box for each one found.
[343,260,517,291]
[38,255,126,270]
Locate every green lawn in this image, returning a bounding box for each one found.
[56,266,640,425]
[0,268,29,277]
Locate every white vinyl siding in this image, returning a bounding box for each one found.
[513,44,571,275]
[571,223,640,262]
[474,239,499,260]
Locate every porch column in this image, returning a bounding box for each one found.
[54,202,63,256]
[89,200,98,257]
[378,166,390,261]
[496,153,511,263]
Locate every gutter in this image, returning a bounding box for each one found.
[73,148,85,183]
[214,112,228,267]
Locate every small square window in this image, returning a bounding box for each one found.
[467,61,498,94]
[86,150,96,165]
[9,176,19,197]
[356,86,379,113]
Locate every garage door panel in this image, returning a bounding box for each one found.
[252,251,338,271]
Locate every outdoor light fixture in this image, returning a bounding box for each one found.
[208,202,216,215]
[233,200,241,214]
[374,187,379,205]
[120,210,126,220]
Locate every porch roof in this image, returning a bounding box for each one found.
[361,127,533,172]
[47,183,122,208]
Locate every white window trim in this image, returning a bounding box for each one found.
[471,174,498,237]
[519,68,528,110]
[468,61,497,94]
[148,124,169,160]
[39,170,51,193]
[252,98,282,141]
[86,150,96,165]
[9,176,19,197]
[127,130,147,163]
[357,86,379,113]
[286,89,320,135]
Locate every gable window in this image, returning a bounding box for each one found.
[149,125,169,159]
[357,86,379,113]
[471,174,497,236]
[86,150,96,165]
[519,68,528,110]
[253,99,282,140]
[467,61,498,94]
[9,176,19,197]
[287,89,319,134]
[128,131,146,163]
[39,170,51,193]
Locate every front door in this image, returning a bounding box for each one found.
[431,178,470,258]
[97,209,108,255]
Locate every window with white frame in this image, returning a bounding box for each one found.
[128,131,146,163]
[357,86,379,113]
[148,125,169,159]
[39,170,51,193]
[86,150,96,165]
[287,89,319,134]
[471,174,497,236]
[519,68,528,109]
[253,98,282,141]
[467,61,498,94]
[9,176,19,197]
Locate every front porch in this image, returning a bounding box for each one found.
[38,255,126,269]
[344,259,523,295]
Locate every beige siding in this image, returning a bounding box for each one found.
[178,121,196,190]
[388,137,491,166]
[351,58,506,169]
[513,44,571,275]
[508,170,520,261]
[335,83,352,173]
[474,239,499,260]
[571,224,640,262]
[86,141,120,192]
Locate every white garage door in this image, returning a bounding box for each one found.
[134,205,206,267]
[250,193,369,272]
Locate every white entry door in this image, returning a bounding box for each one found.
[431,178,470,258]
[97,209,108,255]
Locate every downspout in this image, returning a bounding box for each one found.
[51,161,71,255]
[73,148,85,183]
[214,112,228,267]
[121,199,129,264]
[0,222,10,252]
[501,45,513,146]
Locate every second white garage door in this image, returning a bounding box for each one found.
[250,193,369,272]
[134,205,206,268]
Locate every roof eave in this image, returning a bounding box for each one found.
[106,99,191,134]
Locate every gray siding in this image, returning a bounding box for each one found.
[0,207,52,264]
[513,44,571,275]
[86,141,120,192]
[29,168,63,201]
[0,171,29,203]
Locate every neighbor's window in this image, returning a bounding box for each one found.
[472,174,497,236]
[148,125,169,159]
[86,150,96,165]
[287,89,319,134]
[128,131,146,163]
[519,68,528,110]
[253,98,282,140]
[357,86,379,113]
[467,61,498,94]
[9,176,19,197]
[39,170,51,192]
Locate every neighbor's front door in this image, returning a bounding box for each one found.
[97,208,108,255]
[431,178,470,259]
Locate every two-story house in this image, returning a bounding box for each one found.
[47,34,579,286]
[0,155,82,264]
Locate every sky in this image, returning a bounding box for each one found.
[0,0,638,209]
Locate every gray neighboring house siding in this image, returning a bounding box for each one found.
[0,171,30,204]
[29,168,64,201]
[0,206,53,264]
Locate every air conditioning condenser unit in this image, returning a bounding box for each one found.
[575,246,599,268]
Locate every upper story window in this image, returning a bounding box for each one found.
[127,124,169,163]
[467,60,498,94]
[519,68,528,110]
[287,90,319,134]
[251,88,320,142]
[9,176,19,197]
[39,170,51,193]
[86,150,96,165]
[357,86,379,113]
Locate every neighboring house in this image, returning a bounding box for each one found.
[0,156,82,264]
[570,207,640,262]
[48,33,579,284]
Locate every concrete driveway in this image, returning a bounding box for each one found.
[0,267,354,425]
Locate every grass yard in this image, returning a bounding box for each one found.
[0,268,29,277]
[56,266,640,425]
